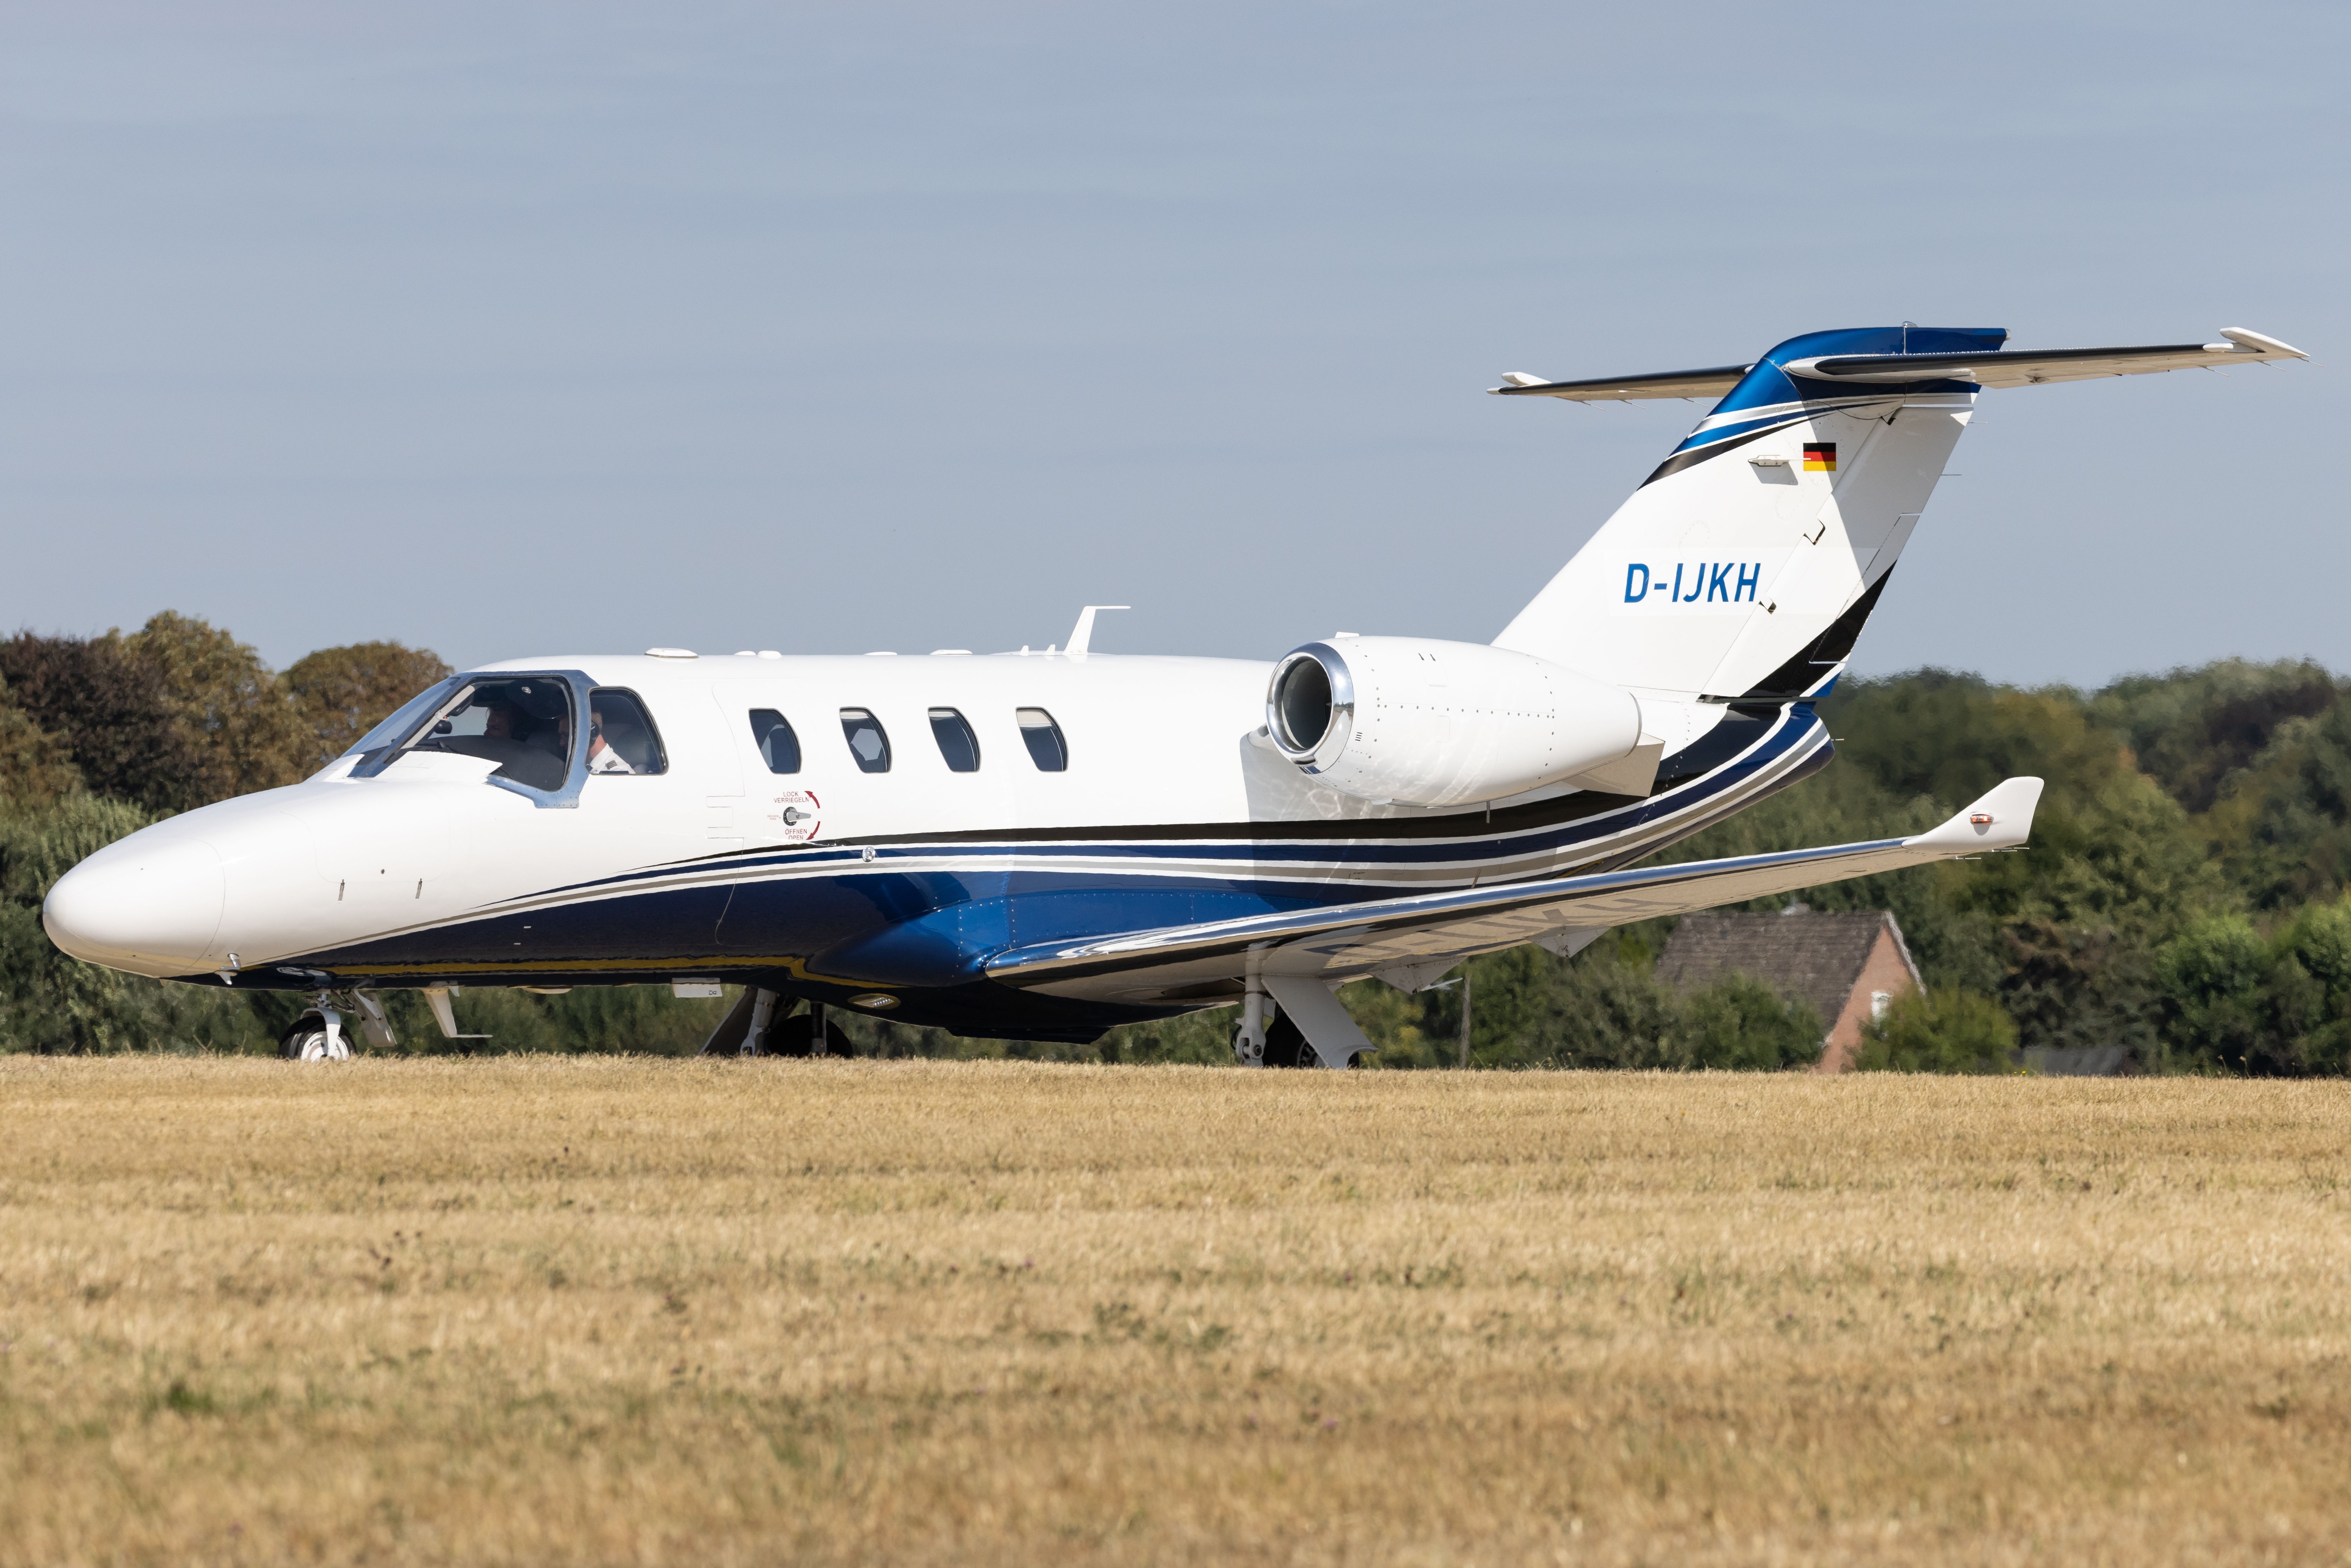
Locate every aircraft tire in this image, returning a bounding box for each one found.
[1259,1013,1316,1069]
[763,1014,857,1058]
[277,1012,350,1062]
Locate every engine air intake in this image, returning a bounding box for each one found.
[1270,650,1340,755]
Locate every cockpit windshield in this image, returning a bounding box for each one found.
[341,677,463,764]
[372,676,578,791]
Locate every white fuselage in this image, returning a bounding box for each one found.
[41,647,1797,1037]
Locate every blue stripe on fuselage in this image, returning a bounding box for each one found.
[259,704,1827,1005]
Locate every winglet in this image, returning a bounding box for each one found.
[1902,777,2043,853]
[2218,327,2307,359]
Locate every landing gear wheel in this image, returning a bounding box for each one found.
[278,1011,349,1061]
[766,1013,856,1058]
[1259,1013,1316,1069]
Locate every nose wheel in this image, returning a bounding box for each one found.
[277,1003,350,1061]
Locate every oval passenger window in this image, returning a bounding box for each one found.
[749,709,801,774]
[839,708,891,773]
[1016,708,1067,772]
[929,708,981,772]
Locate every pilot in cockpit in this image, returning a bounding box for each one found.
[586,703,635,774]
[483,698,570,761]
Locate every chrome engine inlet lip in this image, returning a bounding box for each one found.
[1265,643,1355,774]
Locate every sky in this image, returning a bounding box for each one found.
[1,0,2343,685]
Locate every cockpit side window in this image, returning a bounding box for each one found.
[393,676,577,791]
[587,689,667,775]
[749,710,801,774]
[840,708,891,773]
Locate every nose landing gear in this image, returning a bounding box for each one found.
[277,996,350,1061]
[276,989,405,1060]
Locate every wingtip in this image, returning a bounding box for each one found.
[1907,776,2044,852]
[2219,328,2309,360]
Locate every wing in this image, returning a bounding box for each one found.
[987,779,2043,1005]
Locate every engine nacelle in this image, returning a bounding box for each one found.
[1265,636,1643,807]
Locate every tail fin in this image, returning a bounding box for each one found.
[1490,324,2306,706]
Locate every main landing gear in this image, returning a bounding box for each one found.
[1233,1009,1353,1068]
[1255,1012,1321,1069]
[697,988,856,1058]
[1232,963,1370,1069]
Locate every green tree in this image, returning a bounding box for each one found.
[1431,938,1682,1069]
[0,795,274,1054]
[1853,988,2017,1074]
[2210,701,2351,910]
[2089,659,2338,812]
[0,677,82,811]
[2151,905,2351,1076]
[1668,973,1823,1070]
[2153,914,2267,1073]
[124,612,309,809]
[1997,920,2158,1057]
[282,642,454,771]
[0,630,192,811]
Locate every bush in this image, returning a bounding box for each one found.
[0,795,279,1054]
[2148,902,2351,1075]
[1853,988,2018,1074]
[1668,973,1824,1070]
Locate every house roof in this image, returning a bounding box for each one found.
[1656,909,1920,1026]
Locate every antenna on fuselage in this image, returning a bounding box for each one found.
[1063,605,1131,662]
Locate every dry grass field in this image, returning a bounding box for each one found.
[5,1059,2351,1566]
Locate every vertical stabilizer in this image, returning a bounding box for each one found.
[1493,326,1999,702]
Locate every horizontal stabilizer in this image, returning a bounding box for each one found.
[1489,364,1754,402]
[1781,328,2306,388]
[1495,328,2305,404]
[987,779,2044,1004]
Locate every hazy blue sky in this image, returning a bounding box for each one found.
[3,1,2342,684]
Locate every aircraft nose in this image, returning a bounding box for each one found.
[43,836,227,970]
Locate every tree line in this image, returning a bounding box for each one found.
[4,614,2347,1070]
[1324,658,2351,1075]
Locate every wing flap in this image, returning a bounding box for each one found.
[987,779,2043,1004]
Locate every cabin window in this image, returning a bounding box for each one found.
[1016,708,1068,772]
[749,709,801,774]
[840,708,891,773]
[929,708,981,772]
[393,676,576,791]
[587,688,667,775]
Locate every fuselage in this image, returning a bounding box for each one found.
[42,649,1825,1041]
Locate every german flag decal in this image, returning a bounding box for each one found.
[1802,442,1836,472]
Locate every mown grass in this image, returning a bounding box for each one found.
[4,1058,2349,1565]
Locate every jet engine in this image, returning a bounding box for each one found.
[1265,636,1645,807]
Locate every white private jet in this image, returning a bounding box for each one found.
[44,324,2307,1065]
